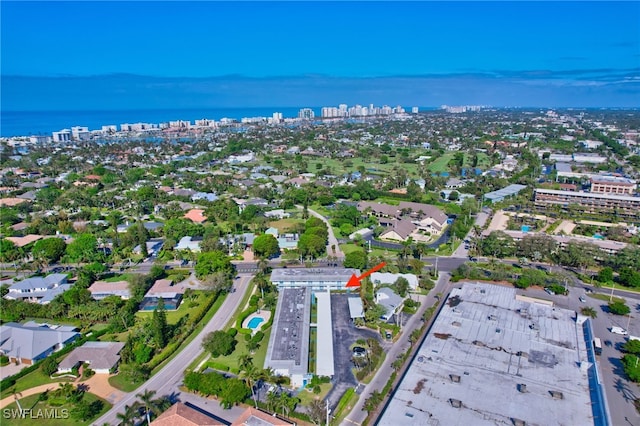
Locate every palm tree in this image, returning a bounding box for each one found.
[241,363,263,408]
[13,390,23,412]
[116,404,138,426]
[135,389,157,425]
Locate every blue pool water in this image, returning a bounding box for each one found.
[247,317,264,330]
[521,225,530,232]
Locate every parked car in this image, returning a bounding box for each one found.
[610,326,628,335]
[545,288,555,296]
[579,296,586,303]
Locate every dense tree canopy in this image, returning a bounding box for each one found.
[195,250,234,279]
[202,330,237,357]
[252,234,279,259]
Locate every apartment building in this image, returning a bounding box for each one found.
[534,188,640,219]
[590,175,636,195]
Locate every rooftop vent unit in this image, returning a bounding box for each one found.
[449,399,462,408]
[511,418,526,426]
[517,383,527,393]
[550,390,564,400]
[450,374,461,383]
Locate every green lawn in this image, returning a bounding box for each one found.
[297,383,332,405]
[0,369,74,399]
[108,373,142,392]
[103,274,134,282]
[587,292,626,304]
[427,152,455,173]
[268,218,304,233]
[2,393,111,426]
[205,326,272,373]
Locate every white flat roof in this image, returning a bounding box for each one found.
[315,291,334,377]
[379,283,592,426]
[348,297,364,319]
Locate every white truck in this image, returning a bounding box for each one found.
[610,326,628,335]
[629,335,640,342]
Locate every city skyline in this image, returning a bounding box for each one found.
[1,1,639,109]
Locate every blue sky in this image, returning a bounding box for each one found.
[2,1,639,108]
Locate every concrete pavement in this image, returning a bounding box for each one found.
[93,274,254,425]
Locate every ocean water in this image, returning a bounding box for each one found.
[0,107,318,137]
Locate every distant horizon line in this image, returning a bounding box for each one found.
[3,107,640,114]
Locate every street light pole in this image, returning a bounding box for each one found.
[609,282,615,303]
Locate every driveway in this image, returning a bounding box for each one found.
[325,294,384,410]
[305,207,345,259]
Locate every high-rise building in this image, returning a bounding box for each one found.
[412,107,419,114]
[298,108,315,120]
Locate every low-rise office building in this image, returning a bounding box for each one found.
[378,283,597,425]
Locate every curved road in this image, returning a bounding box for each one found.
[93,274,254,425]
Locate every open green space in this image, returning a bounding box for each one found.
[2,393,111,426]
[103,274,134,282]
[204,326,272,374]
[107,374,140,392]
[0,369,74,399]
[297,383,332,405]
[268,218,304,233]
[427,152,455,173]
[136,291,211,325]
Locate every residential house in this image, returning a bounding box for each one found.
[265,228,298,251]
[184,209,207,224]
[231,407,295,426]
[371,272,419,291]
[58,341,125,374]
[133,239,164,256]
[175,236,202,252]
[4,234,44,247]
[5,274,71,305]
[0,321,80,365]
[375,287,405,322]
[264,209,290,219]
[88,280,131,300]
[152,402,224,426]
[140,279,185,311]
[358,201,448,242]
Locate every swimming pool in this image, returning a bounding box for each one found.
[521,225,530,232]
[247,317,264,330]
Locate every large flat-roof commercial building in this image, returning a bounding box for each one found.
[378,283,596,426]
[534,188,640,219]
[270,268,360,290]
[264,287,311,387]
[483,184,527,203]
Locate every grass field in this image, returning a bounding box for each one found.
[108,373,140,392]
[1,369,75,399]
[135,291,213,325]
[2,392,111,426]
[296,383,332,405]
[205,326,272,373]
[268,218,304,233]
[427,152,454,173]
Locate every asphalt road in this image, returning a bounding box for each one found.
[92,274,254,426]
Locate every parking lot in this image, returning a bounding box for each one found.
[324,293,384,409]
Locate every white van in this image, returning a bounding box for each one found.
[610,326,628,335]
